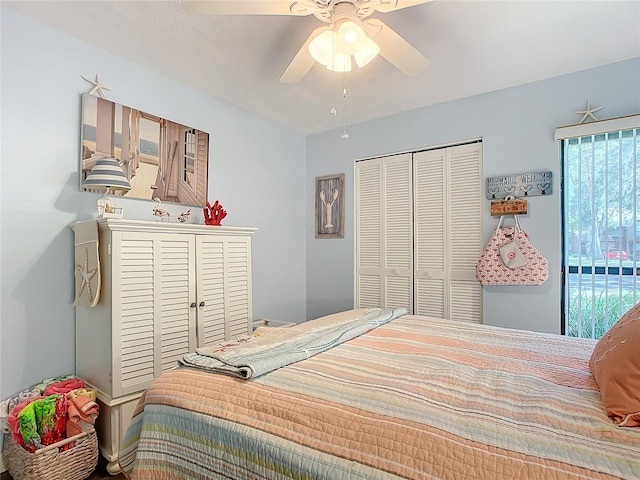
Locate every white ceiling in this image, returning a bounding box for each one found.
[5,0,640,135]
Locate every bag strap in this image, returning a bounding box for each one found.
[514,215,522,233]
[496,215,523,233]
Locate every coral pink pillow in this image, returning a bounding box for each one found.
[589,303,640,426]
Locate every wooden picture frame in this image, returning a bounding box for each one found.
[315,174,344,238]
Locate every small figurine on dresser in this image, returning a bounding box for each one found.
[177,209,191,223]
[152,197,170,221]
[204,200,227,226]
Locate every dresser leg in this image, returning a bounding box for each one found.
[106,459,123,476]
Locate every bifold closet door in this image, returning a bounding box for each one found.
[413,149,446,318]
[356,142,482,323]
[414,143,483,322]
[355,153,413,313]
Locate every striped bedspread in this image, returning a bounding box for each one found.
[119,314,640,480]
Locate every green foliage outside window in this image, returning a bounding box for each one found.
[567,288,636,339]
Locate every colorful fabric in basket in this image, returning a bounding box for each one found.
[0,389,41,433]
[34,394,67,447]
[7,396,45,451]
[1,375,79,434]
[67,388,96,402]
[16,401,40,452]
[7,394,68,452]
[28,375,77,395]
[43,378,84,396]
[66,391,99,437]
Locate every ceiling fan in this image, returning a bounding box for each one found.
[183,0,432,83]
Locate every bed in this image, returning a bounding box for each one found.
[118,308,640,480]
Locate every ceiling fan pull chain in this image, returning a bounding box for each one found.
[329,28,338,117]
[341,71,349,139]
[330,69,337,116]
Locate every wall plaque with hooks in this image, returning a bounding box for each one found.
[486,171,552,200]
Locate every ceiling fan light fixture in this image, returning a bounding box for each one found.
[336,21,366,55]
[309,30,352,72]
[353,35,380,68]
[308,29,335,66]
[328,52,352,72]
[309,19,379,73]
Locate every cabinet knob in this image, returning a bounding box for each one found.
[190,302,196,308]
[199,301,205,308]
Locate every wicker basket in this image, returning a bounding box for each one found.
[2,428,98,480]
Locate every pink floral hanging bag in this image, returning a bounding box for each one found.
[475,215,549,286]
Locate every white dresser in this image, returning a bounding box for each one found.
[73,219,256,474]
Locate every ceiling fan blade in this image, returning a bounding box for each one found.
[364,18,430,76]
[279,26,326,83]
[373,0,433,13]
[182,1,305,16]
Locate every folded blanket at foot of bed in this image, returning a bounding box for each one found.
[179,307,408,378]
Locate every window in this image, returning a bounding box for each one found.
[183,128,196,188]
[559,116,640,339]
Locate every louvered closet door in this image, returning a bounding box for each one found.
[383,154,413,311]
[355,154,413,312]
[447,144,482,322]
[414,143,483,322]
[355,159,383,308]
[196,236,252,347]
[114,232,196,397]
[414,149,447,317]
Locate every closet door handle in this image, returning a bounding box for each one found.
[190,302,196,308]
[199,301,205,308]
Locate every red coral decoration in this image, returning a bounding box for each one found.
[203,200,227,226]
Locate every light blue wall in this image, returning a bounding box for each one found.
[0,8,307,399]
[306,58,640,333]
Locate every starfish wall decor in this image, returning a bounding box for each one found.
[77,247,97,303]
[81,73,112,99]
[573,100,603,124]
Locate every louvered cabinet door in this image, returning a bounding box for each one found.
[447,143,483,323]
[196,238,225,346]
[157,236,197,371]
[224,238,253,339]
[113,232,196,397]
[196,235,252,347]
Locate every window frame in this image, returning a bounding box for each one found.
[557,114,640,338]
[183,128,197,193]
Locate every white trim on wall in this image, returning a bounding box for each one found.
[354,137,483,162]
[555,114,640,140]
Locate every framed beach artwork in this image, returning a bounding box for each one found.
[315,173,344,239]
[80,93,210,207]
